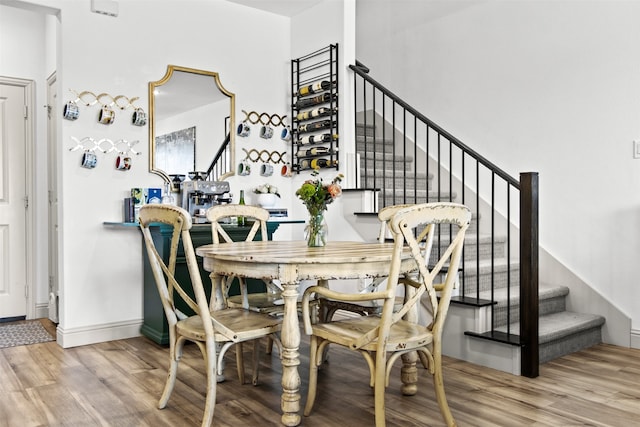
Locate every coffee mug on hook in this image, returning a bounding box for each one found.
[98,105,115,124]
[237,122,250,137]
[238,160,251,176]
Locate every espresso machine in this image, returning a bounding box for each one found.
[181,180,231,222]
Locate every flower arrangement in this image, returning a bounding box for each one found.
[253,183,280,197]
[296,172,343,247]
[295,172,344,217]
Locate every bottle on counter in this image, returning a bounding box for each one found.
[237,190,246,226]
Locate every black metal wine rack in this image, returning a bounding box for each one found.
[290,43,339,173]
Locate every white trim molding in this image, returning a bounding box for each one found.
[56,319,142,348]
[631,329,640,350]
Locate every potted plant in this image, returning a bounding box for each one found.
[253,183,280,207]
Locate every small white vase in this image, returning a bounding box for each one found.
[256,193,278,208]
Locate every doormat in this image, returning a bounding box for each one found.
[0,321,54,349]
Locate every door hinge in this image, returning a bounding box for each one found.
[25,284,29,299]
[24,105,28,119]
[24,195,29,209]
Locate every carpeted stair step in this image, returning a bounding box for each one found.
[458,259,520,294]
[359,154,413,171]
[356,122,376,137]
[420,233,504,264]
[356,134,396,147]
[359,171,433,191]
[496,311,605,364]
[470,283,570,328]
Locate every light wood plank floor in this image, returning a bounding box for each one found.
[1,319,639,426]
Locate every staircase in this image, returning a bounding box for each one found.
[352,121,605,371]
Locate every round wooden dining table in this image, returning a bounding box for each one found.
[196,240,415,426]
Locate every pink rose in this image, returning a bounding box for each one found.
[327,183,342,198]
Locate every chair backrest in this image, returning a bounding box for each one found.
[139,204,214,338]
[351,204,433,296]
[377,204,414,243]
[206,204,269,243]
[362,203,471,351]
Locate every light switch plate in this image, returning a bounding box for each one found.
[634,140,640,159]
[91,0,118,17]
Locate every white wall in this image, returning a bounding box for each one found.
[357,0,640,338]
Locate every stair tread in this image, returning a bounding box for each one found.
[472,283,568,303]
[380,188,453,195]
[360,170,432,179]
[496,311,605,344]
[356,136,396,144]
[359,152,413,162]
[460,258,519,272]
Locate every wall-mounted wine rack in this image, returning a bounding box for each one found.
[291,43,339,173]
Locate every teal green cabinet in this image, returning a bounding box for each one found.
[140,222,281,345]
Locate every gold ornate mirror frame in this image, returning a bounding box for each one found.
[148,64,236,183]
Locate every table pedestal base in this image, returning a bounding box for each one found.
[281,283,302,426]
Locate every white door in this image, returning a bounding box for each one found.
[0,82,28,319]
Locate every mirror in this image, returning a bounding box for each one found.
[149,65,235,183]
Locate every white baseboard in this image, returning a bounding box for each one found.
[35,303,49,320]
[56,319,143,348]
[631,329,640,349]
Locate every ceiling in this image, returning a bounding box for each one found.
[225,0,324,17]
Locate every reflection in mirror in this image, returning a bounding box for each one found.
[149,65,235,184]
[155,126,196,177]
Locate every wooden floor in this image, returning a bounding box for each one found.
[1,319,639,426]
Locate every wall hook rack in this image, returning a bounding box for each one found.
[242,148,287,164]
[69,136,142,156]
[69,89,140,109]
[241,110,287,127]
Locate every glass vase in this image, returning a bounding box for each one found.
[304,213,328,247]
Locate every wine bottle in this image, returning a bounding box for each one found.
[297,133,338,145]
[300,159,311,169]
[295,92,335,109]
[296,80,331,97]
[308,146,329,156]
[298,120,331,133]
[295,106,338,121]
[296,146,329,157]
[237,190,246,226]
[296,107,324,121]
[310,158,336,169]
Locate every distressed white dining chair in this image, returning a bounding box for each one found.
[206,204,316,354]
[319,203,414,322]
[301,202,471,427]
[206,204,286,315]
[139,204,282,427]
